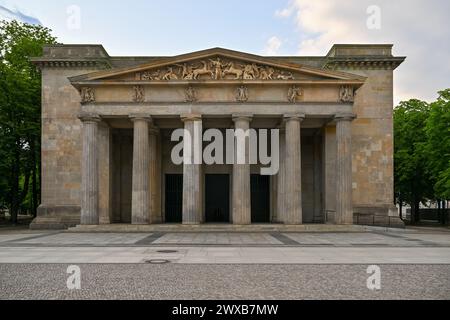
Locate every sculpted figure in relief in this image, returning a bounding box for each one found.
[223,62,243,80]
[185,86,197,103]
[175,63,194,80]
[192,61,214,80]
[209,57,227,80]
[162,67,178,80]
[132,85,145,102]
[141,70,161,80]
[236,85,249,102]
[287,85,302,103]
[259,67,275,80]
[243,64,259,80]
[277,72,295,80]
[80,87,95,104]
[339,85,354,102]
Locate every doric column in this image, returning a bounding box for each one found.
[78,113,101,225]
[275,126,286,223]
[335,113,356,224]
[149,125,162,223]
[232,114,253,225]
[284,113,305,224]
[130,114,151,225]
[181,114,203,224]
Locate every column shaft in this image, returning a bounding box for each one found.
[276,128,286,223]
[232,115,252,224]
[182,115,203,224]
[79,113,100,225]
[149,127,162,223]
[130,115,151,224]
[335,114,355,224]
[284,114,304,224]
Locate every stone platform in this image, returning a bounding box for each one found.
[67,223,406,233]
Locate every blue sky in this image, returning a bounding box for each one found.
[1,0,449,104]
[0,0,300,56]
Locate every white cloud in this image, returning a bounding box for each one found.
[263,36,283,55]
[0,4,41,25]
[275,8,293,18]
[276,0,450,104]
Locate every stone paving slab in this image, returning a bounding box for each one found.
[282,232,426,246]
[0,233,47,243]
[400,233,450,246]
[152,232,283,245]
[16,233,150,245]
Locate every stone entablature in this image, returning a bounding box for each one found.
[65,49,367,105]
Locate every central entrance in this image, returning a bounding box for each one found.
[251,174,270,223]
[205,174,230,223]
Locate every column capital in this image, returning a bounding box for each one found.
[334,113,356,122]
[78,112,101,123]
[129,113,152,122]
[181,113,202,122]
[283,113,306,122]
[232,114,253,122]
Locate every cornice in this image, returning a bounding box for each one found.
[31,58,111,69]
[323,56,406,71]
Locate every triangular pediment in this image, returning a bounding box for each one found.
[70,47,365,83]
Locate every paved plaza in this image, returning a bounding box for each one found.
[0,229,450,264]
[0,228,449,299]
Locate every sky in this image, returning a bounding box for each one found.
[1,0,449,105]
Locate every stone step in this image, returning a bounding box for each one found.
[67,223,376,233]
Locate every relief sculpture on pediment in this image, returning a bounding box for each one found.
[137,57,299,81]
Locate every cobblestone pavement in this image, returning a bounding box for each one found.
[0,264,449,300]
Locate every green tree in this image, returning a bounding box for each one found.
[0,20,57,224]
[394,99,433,223]
[425,89,450,223]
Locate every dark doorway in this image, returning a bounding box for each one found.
[251,174,270,223]
[205,174,230,223]
[165,174,183,223]
[112,130,133,223]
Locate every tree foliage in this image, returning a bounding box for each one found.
[394,89,450,223]
[425,89,450,199]
[0,20,57,223]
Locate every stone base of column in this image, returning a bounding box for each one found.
[29,205,81,230]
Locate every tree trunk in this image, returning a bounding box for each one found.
[414,199,421,224]
[399,199,403,220]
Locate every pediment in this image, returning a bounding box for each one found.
[70,47,366,84]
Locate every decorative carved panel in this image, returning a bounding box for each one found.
[137,56,300,81]
[80,87,95,104]
[339,85,354,102]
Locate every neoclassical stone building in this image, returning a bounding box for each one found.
[30,44,405,229]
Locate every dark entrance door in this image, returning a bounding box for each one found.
[165,174,183,223]
[205,174,230,223]
[251,174,270,223]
